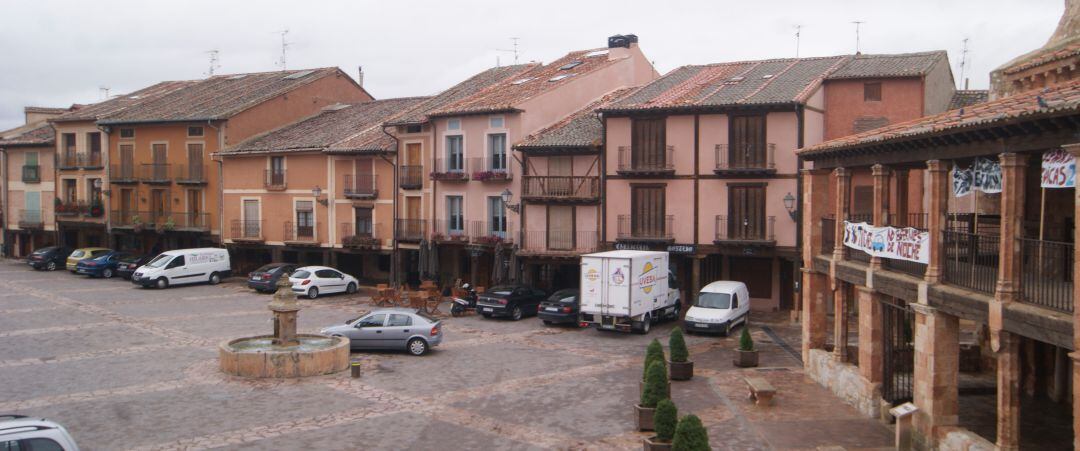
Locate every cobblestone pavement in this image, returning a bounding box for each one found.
[0,260,894,450]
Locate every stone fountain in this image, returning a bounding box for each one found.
[219,277,349,378]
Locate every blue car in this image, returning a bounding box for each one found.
[75,251,135,278]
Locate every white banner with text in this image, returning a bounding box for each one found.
[843,221,929,264]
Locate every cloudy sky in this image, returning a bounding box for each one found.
[0,0,1063,130]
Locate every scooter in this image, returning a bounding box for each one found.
[450,283,478,317]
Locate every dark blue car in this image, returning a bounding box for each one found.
[75,251,134,278]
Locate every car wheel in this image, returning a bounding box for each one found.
[482,313,492,319]
[510,306,523,321]
[46,261,56,271]
[542,320,552,326]
[407,338,428,356]
[635,314,652,334]
[208,272,221,285]
[155,277,169,289]
[451,305,463,317]
[307,287,319,299]
[102,268,114,279]
[346,282,357,294]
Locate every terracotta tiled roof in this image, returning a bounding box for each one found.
[51,81,196,123]
[24,106,71,115]
[1002,40,1080,75]
[0,122,55,147]
[426,49,623,117]
[948,90,990,110]
[800,80,1080,157]
[603,56,850,112]
[385,65,532,126]
[99,68,357,124]
[222,97,427,155]
[515,88,637,150]
[825,51,947,79]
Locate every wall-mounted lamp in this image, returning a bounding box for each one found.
[313,186,329,206]
[783,192,797,221]
[500,188,520,214]
[93,178,110,197]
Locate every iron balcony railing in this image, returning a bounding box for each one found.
[81,152,103,169]
[140,164,171,183]
[168,212,210,230]
[943,230,999,294]
[59,153,80,169]
[264,170,287,190]
[947,213,1001,236]
[341,221,381,248]
[283,221,316,242]
[62,152,104,169]
[21,165,40,183]
[521,176,600,202]
[110,210,169,228]
[432,219,469,243]
[400,166,424,189]
[176,164,208,184]
[821,216,836,255]
[343,174,377,198]
[1019,238,1074,313]
[715,215,775,242]
[617,145,675,174]
[468,157,512,182]
[395,219,426,242]
[431,158,468,181]
[469,220,513,245]
[520,230,598,254]
[617,214,674,241]
[18,210,42,228]
[231,219,264,240]
[110,165,138,183]
[714,143,776,172]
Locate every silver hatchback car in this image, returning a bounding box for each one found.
[320,308,443,356]
[0,415,79,450]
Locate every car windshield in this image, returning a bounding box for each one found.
[292,270,311,279]
[145,254,173,268]
[489,286,516,296]
[32,247,55,255]
[695,292,732,309]
[70,250,85,258]
[255,264,283,272]
[549,289,577,303]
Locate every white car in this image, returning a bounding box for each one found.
[0,415,80,450]
[132,248,231,289]
[683,280,750,336]
[289,266,359,299]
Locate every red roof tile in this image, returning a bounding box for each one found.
[515,88,637,149]
[385,65,532,126]
[50,81,196,123]
[0,122,55,147]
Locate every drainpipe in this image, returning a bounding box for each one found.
[380,125,400,286]
[795,104,805,319]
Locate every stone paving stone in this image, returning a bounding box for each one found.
[0,293,61,310]
[106,296,271,318]
[0,322,153,361]
[0,307,104,331]
[754,419,893,449]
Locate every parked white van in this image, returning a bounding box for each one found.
[131,248,231,289]
[683,281,749,336]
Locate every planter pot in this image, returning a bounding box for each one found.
[734,349,759,368]
[635,404,655,431]
[643,436,672,451]
[668,360,693,381]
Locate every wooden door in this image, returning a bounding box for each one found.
[729,115,766,168]
[406,143,421,166]
[151,144,167,180]
[548,206,573,250]
[405,196,421,238]
[729,185,765,240]
[631,185,665,238]
[355,158,374,194]
[631,118,666,169]
[187,144,204,180]
[187,190,202,228]
[150,189,167,223]
[120,189,134,220]
[120,144,135,179]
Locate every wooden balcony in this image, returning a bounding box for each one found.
[518,230,598,257]
[521,176,599,203]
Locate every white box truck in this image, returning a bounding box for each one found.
[579,250,681,333]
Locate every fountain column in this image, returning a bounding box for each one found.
[268,276,300,347]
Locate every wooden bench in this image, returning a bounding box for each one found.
[745,377,776,406]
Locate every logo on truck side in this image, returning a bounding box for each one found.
[640,262,657,294]
[611,268,625,285]
[585,268,600,282]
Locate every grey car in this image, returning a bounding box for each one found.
[320,308,443,356]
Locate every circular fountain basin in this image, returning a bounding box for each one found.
[219,334,350,378]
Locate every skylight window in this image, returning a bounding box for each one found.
[559,61,583,71]
[511,77,535,85]
[585,50,609,58]
[723,76,746,85]
[761,74,773,79]
[284,69,315,80]
[548,74,576,82]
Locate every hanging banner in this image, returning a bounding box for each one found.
[843,221,929,264]
[952,158,1002,196]
[1041,148,1075,188]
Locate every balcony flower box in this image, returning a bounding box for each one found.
[344,235,379,247]
[429,171,468,181]
[472,170,510,182]
[87,204,104,218]
[474,235,505,245]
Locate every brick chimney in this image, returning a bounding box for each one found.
[607,34,638,60]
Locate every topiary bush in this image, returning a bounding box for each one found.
[644,338,666,380]
[671,414,710,451]
[654,398,678,442]
[738,326,754,352]
[669,327,689,363]
[640,360,668,408]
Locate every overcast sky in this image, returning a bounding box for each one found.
[0,0,1063,130]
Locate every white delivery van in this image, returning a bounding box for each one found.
[131,248,231,289]
[580,250,680,333]
[683,281,750,336]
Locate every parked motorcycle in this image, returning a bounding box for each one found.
[450,283,478,317]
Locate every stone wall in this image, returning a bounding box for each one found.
[805,348,881,418]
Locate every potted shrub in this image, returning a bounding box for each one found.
[644,398,677,450]
[641,339,668,396]
[734,326,759,368]
[671,414,710,451]
[636,360,668,431]
[668,327,693,380]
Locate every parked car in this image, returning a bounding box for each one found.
[247,263,297,293]
[538,288,581,326]
[75,251,137,278]
[476,284,547,321]
[131,248,231,289]
[0,414,79,450]
[65,247,111,272]
[683,280,750,336]
[27,246,73,271]
[116,254,154,280]
[320,308,442,356]
[288,266,359,299]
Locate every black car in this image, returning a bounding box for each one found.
[538,289,580,326]
[247,263,298,292]
[476,285,547,321]
[26,246,73,271]
[116,254,154,280]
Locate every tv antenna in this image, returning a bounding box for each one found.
[205,49,220,76]
[794,24,802,58]
[851,21,865,54]
[958,38,970,89]
[274,29,291,70]
[497,37,521,65]
[99,86,110,99]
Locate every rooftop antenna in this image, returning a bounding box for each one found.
[274,29,291,70]
[497,37,521,65]
[205,49,220,77]
[99,86,110,99]
[851,20,865,54]
[958,38,970,89]
[794,24,802,58]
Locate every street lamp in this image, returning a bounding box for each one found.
[500,188,520,214]
[93,178,109,197]
[312,186,328,206]
[783,192,797,220]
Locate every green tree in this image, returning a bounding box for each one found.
[654,399,678,442]
[671,414,710,451]
[640,360,668,408]
[644,338,666,380]
[738,326,754,352]
[669,327,689,363]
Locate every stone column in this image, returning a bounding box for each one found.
[911,303,959,449]
[995,152,1027,303]
[870,164,889,269]
[924,160,948,284]
[857,285,883,384]
[996,331,1021,451]
[833,281,849,362]
[1066,142,1080,451]
[801,169,831,261]
[802,269,828,363]
[833,168,851,261]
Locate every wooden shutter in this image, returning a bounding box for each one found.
[729,185,765,240]
[730,115,766,168]
[631,118,666,168]
[631,185,665,237]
